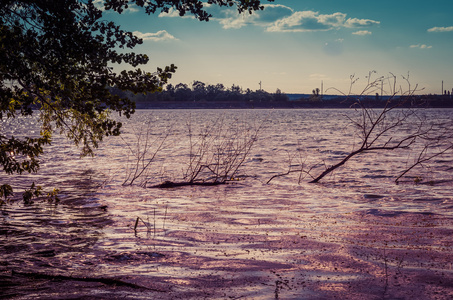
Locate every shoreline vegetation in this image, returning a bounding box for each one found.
[125,91,453,109]
[134,95,453,109]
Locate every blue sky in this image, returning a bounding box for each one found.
[103,0,453,95]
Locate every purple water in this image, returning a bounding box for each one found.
[1,109,452,299]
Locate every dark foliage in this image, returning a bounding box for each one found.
[0,0,272,202]
[114,81,289,103]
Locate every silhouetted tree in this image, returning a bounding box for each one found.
[227,84,243,101]
[310,88,321,101]
[166,84,175,95]
[175,83,192,101]
[192,80,207,100]
[253,89,273,102]
[1,0,273,202]
[273,88,289,102]
[162,83,175,101]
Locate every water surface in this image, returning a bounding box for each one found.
[1,109,453,299]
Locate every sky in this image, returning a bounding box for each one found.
[102,0,453,95]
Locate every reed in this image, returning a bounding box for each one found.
[122,115,170,187]
[182,115,262,184]
[133,204,169,239]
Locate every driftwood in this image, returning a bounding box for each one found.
[150,180,225,188]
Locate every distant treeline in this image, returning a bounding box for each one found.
[112,81,289,103]
[110,81,453,109]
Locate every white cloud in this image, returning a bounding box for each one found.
[352,30,372,36]
[345,18,380,28]
[94,0,139,13]
[133,30,178,42]
[215,4,294,29]
[218,16,250,29]
[158,3,379,33]
[410,44,432,49]
[267,11,379,33]
[125,5,139,13]
[159,3,293,28]
[92,0,105,10]
[267,11,346,32]
[215,8,256,29]
[159,7,195,18]
[319,13,347,26]
[427,26,453,32]
[258,4,294,23]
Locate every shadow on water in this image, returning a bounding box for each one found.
[0,169,132,299]
[365,208,435,217]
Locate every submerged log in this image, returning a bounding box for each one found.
[150,180,225,188]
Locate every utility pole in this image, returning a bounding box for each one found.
[259,81,262,91]
[321,80,323,98]
[442,80,444,95]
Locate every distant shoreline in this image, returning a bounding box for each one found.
[134,97,453,109]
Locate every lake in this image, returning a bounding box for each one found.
[1,108,453,299]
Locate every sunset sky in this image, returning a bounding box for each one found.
[104,0,453,95]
